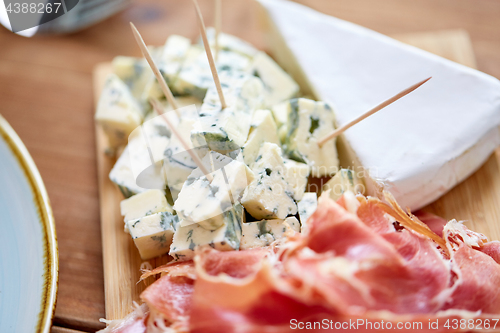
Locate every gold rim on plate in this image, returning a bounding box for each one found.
[0,114,58,333]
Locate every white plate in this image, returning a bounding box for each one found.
[0,114,58,333]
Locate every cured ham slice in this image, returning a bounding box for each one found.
[414,211,447,237]
[100,193,500,333]
[140,260,196,281]
[141,275,194,324]
[480,241,500,264]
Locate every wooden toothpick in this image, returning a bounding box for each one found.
[317,77,431,147]
[130,23,180,115]
[192,0,227,109]
[215,0,222,61]
[150,99,214,182]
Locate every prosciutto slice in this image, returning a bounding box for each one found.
[100,193,500,333]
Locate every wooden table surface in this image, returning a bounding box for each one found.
[1,0,499,332]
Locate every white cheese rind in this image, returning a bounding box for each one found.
[240,216,300,250]
[258,0,500,210]
[297,192,317,225]
[169,203,244,261]
[120,189,172,222]
[322,168,364,201]
[284,98,339,177]
[175,151,254,230]
[127,211,179,260]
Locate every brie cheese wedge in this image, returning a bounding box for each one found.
[258,0,500,210]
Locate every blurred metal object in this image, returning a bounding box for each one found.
[0,0,131,36]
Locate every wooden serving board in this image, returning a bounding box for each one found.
[94,29,500,321]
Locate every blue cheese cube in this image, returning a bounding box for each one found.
[241,143,297,220]
[109,103,201,199]
[173,46,252,99]
[112,56,151,98]
[120,189,172,222]
[284,98,339,177]
[251,52,299,107]
[163,117,198,201]
[111,46,163,99]
[297,192,318,225]
[169,203,244,261]
[271,101,289,128]
[95,74,145,150]
[191,71,265,153]
[322,168,365,201]
[203,27,259,59]
[242,110,280,165]
[141,35,192,101]
[240,216,300,250]
[175,152,254,230]
[127,211,179,260]
[109,147,145,198]
[282,158,310,201]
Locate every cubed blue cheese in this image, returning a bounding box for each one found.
[282,158,310,201]
[173,45,252,99]
[175,151,254,230]
[297,192,318,225]
[111,46,163,100]
[127,211,179,260]
[169,203,244,261]
[202,27,259,59]
[112,56,151,98]
[322,168,365,201]
[109,147,145,198]
[191,71,265,153]
[271,101,289,128]
[160,35,192,84]
[141,35,192,101]
[240,216,300,250]
[241,143,297,220]
[120,189,172,222]
[242,109,280,165]
[163,117,198,201]
[251,51,299,107]
[95,74,145,150]
[109,102,201,199]
[284,98,339,177]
